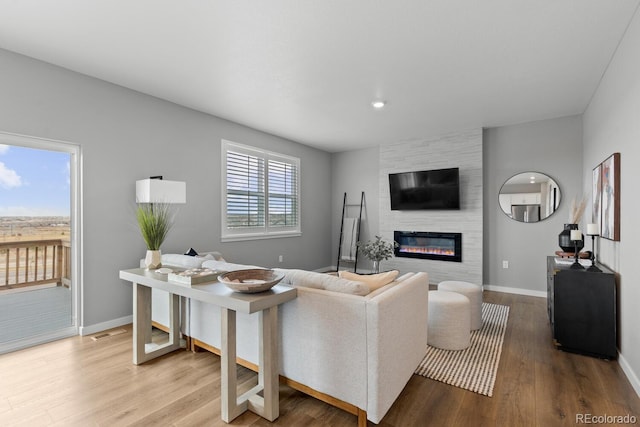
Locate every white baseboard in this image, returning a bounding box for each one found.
[79,315,133,336]
[618,353,640,398]
[483,284,547,299]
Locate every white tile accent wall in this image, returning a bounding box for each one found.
[379,129,483,284]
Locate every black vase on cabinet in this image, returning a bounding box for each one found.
[558,223,584,253]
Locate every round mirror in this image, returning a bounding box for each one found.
[499,172,561,223]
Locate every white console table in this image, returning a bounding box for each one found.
[119,268,297,423]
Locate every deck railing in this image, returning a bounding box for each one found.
[0,239,71,291]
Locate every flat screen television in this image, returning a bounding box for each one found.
[389,167,460,210]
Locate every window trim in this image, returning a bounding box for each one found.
[221,140,301,242]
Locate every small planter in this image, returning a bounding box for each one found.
[144,250,162,270]
[136,202,173,270]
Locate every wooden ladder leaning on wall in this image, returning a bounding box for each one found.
[336,191,365,273]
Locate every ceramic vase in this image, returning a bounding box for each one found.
[145,250,162,270]
[558,224,584,253]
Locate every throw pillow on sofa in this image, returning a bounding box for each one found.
[162,251,227,269]
[161,254,206,269]
[274,269,370,296]
[201,259,264,272]
[338,270,399,291]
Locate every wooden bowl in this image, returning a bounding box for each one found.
[218,269,284,293]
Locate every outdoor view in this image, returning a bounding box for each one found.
[0,144,71,290]
[0,142,72,346]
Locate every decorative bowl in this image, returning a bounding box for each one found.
[218,269,285,293]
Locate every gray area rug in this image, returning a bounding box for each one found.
[415,302,510,397]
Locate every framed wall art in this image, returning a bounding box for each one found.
[596,152,620,241]
[592,163,602,231]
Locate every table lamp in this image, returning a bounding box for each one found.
[135,176,186,269]
[136,176,186,204]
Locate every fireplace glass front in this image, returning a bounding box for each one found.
[394,231,462,263]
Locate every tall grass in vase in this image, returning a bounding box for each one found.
[136,202,174,269]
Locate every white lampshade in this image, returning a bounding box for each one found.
[136,179,186,204]
[570,230,582,241]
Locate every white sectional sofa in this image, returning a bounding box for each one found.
[151,254,429,425]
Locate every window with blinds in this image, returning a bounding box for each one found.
[222,140,301,241]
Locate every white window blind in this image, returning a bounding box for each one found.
[268,157,298,227]
[222,140,301,241]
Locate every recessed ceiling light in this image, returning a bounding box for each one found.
[372,100,386,109]
[529,176,535,180]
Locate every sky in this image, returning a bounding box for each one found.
[0,144,70,217]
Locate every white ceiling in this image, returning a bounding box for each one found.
[0,1,638,152]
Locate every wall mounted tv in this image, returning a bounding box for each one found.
[389,167,460,210]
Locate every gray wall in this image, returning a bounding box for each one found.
[0,48,332,331]
[331,117,584,293]
[483,115,583,294]
[330,146,380,271]
[583,6,640,394]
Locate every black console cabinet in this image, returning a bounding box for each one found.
[546,256,617,359]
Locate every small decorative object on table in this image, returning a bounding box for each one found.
[586,223,602,272]
[136,201,174,270]
[554,250,589,259]
[558,195,586,253]
[218,269,284,293]
[168,268,217,286]
[357,235,398,273]
[570,229,585,270]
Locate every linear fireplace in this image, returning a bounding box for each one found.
[394,231,462,263]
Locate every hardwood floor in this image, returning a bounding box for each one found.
[1,291,638,426]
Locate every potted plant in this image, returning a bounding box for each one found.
[136,202,174,269]
[357,235,398,273]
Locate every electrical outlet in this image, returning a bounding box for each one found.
[502,260,509,269]
[279,255,283,263]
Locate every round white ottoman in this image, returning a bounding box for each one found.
[427,290,471,350]
[438,280,483,330]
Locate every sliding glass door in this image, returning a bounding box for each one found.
[0,132,80,354]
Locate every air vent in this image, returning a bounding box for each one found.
[91,329,127,341]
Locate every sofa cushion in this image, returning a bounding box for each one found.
[201,260,265,272]
[199,251,226,262]
[275,269,370,296]
[338,270,399,291]
[182,249,226,260]
[161,254,205,269]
